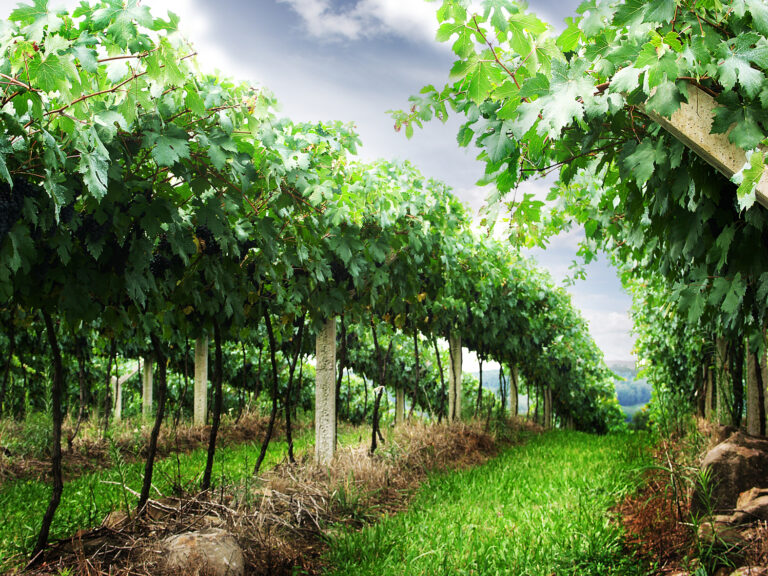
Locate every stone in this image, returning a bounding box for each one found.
[693,432,768,515]
[697,521,747,547]
[161,528,244,576]
[737,488,768,510]
[733,495,768,524]
[729,568,768,576]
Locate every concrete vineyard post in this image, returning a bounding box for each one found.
[509,365,519,418]
[194,336,209,426]
[747,352,761,436]
[110,364,139,423]
[763,351,768,435]
[395,388,405,425]
[641,85,768,210]
[448,332,462,423]
[315,317,337,465]
[142,357,153,420]
[112,375,122,423]
[716,338,729,425]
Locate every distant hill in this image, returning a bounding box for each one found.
[469,363,650,421]
[607,361,651,421]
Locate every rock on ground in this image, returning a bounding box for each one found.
[733,488,768,524]
[160,528,244,576]
[693,432,768,515]
[729,568,768,576]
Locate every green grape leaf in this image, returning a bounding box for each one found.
[613,0,648,28]
[609,66,642,93]
[146,133,191,166]
[468,62,493,104]
[72,44,98,73]
[646,81,684,117]
[27,53,77,92]
[734,150,764,210]
[0,136,12,186]
[722,273,747,315]
[557,17,581,52]
[78,148,109,199]
[711,104,766,150]
[10,0,63,43]
[481,121,515,163]
[621,139,661,185]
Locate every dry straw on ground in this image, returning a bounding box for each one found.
[21,419,516,576]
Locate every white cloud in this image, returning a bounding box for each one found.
[277,0,440,42]
[579,308,636,362]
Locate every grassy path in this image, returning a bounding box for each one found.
[326,431,651,576]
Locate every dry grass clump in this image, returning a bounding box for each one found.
[742,521,768,567]
[23,421,505,576]
[619,467,692,570]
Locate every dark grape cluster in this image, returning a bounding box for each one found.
[239,238,258,252]
[150,233,183,279]
[59,203,75,225]
[150,254,171,277]
[0,178,36,244]
[331,258,352,288]
[78,214,110,243]
[245,260,257,278]
[195,225,221,255]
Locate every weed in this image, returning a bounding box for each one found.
[106,435,132,520]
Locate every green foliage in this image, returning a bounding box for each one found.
[397,0,768,439]
[327,431,652,576]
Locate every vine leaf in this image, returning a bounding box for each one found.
[646,81,684,117]
[145,132,191,167]
[734,150,764,210]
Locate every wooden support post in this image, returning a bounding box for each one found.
[315,318,336,465]
[448,332,462,423]
[142,357,153,420]
[643,85,768,209]
[194,337,208,427]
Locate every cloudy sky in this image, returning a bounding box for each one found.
[0,0,636,365]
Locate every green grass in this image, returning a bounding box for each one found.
[326,431,652,576]
[0,424,362,568]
